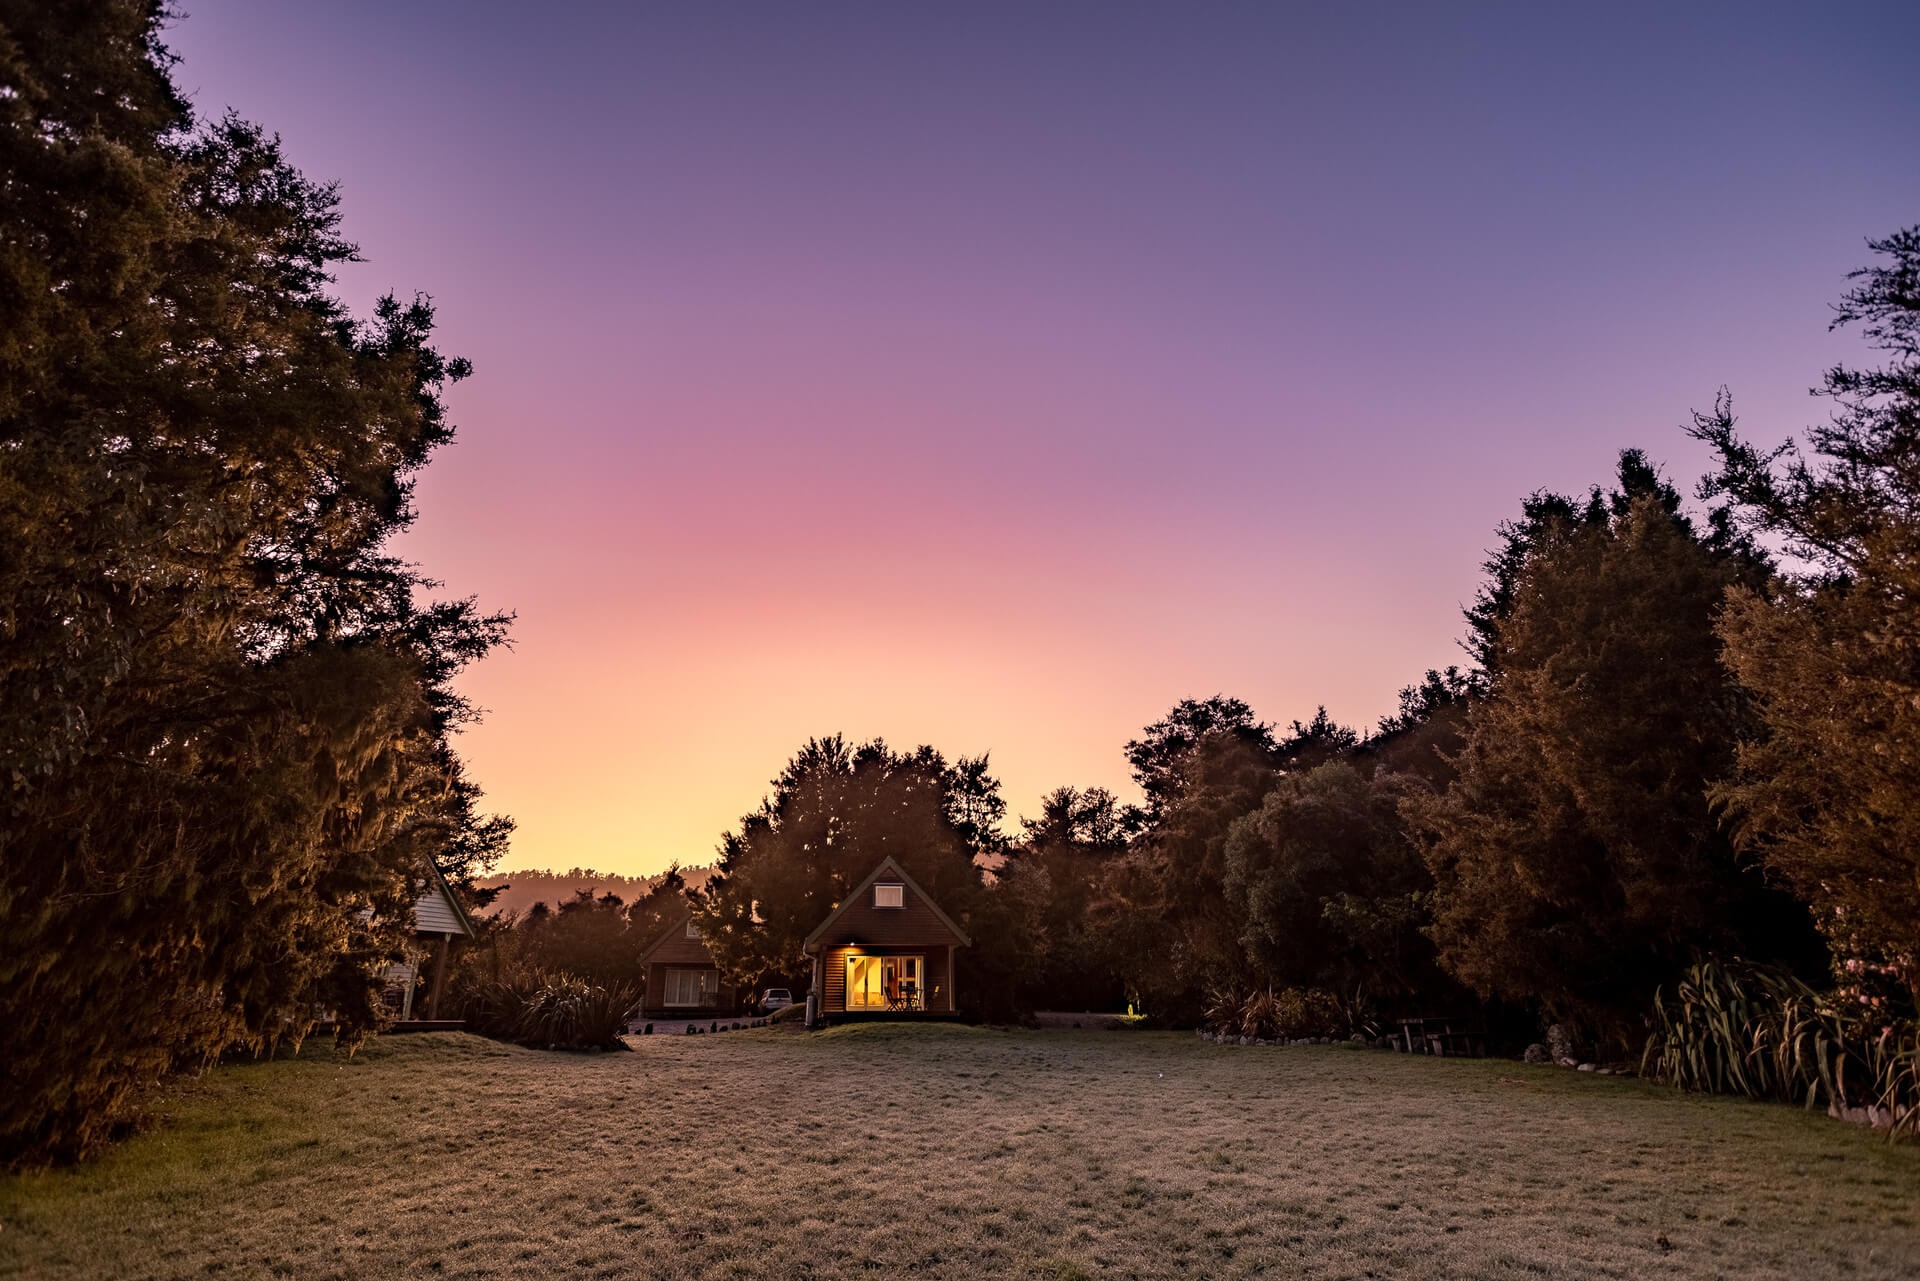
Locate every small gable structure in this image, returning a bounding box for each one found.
[804,857,971,1017]
[382,861,475,1022]
[639,912,736,1018]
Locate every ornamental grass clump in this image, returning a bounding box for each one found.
[1642,959,1917,1138]
[459,971,636,1051]
[1206,986,1344,1041]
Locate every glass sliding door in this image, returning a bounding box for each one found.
[846,955,884,1010]
[844,955,924,1010]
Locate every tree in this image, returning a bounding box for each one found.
[1223,763,1436,1000]
[1374,667,1476,739]
[1460,450,1723,675]
[1108,729,1278,1019]
[0,2,509,1165]
[1691,227,1920,1011]
[693,737,994,998]
[1007,786,1129,1011]
[1120,695,1277,832]
[1408,481,1806,1048]
[1273,707,1361,772]
[1360,667,1476,788]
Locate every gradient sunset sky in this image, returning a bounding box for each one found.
[168,2,1920,878]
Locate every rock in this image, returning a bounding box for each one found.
[1238,1035,1252,1046]
[1349,1033,1368,1045]
[1546,1023,1576,1062]
[1556,1056,1579,1067]
[1577,1062,1597,1072]
[1522,1043,1550,1063]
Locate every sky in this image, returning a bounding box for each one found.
[165,1,1920,879]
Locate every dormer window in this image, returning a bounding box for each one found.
[685,919,701,939]
[874,883,904,909]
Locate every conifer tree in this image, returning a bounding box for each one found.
[1408,477,1807,1048]
[1692,227,1920,1013]
[0,1,509,1165]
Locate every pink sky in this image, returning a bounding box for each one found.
[166,2,1920,876]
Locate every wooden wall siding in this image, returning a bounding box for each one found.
[824,948,848,1010]
[821,945,953,1013]
[412,883,465,935]
[645,928,715,966]
[812,884,965,949]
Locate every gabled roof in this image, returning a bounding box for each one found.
[415,860,475,939]
[802,856,973,952]
[637,907,716,968]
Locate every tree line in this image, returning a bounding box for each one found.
[654,227,1920,1066]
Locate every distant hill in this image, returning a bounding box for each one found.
[474,865,713,919]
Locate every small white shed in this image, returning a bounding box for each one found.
[383,861,475,1022]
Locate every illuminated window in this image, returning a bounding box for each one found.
[664,968,715,1006]
[874,883,904,909]
[845,955,923,1010]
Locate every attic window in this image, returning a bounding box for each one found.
[874,883,904,909]
[685,919,701,939]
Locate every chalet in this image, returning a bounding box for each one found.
[804,857,971,1018]
[638,911,736,1018]
[382,861,475,1022]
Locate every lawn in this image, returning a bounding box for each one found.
[2,1026,1916,1280]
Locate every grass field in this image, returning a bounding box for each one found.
[2,1025,1916,1280]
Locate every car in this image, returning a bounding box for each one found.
[759,988,794,1013]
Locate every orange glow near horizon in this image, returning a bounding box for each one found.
[163,3,1920,879]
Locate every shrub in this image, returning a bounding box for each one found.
[458,971,636,1051]
[1206,986,1344,1040]
[1643,960,1917,1137]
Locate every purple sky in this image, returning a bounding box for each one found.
[166,1,1920,876]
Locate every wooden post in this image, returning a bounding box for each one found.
[426,932,452,1020]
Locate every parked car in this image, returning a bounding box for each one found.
[759,988,794,1013]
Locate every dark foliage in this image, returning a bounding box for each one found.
[1691,227,1920,1015]
[694,736,1011,1013]
[0,2,509,1166]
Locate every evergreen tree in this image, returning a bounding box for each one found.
[1408,482,1805,1048]
[0,2,508,1165]
[1120,695,1276,833]
[1107,729,1277,1019]
[1223,763,1436,1000]
[1008,786,1129,1011]
[693,737,994,996]
[1691,227,1920,1012]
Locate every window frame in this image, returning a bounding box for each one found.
[663,967,714,1007]
[873,883,905,909]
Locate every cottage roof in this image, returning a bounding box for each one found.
[802,856,973,953]
[638,907,718,968]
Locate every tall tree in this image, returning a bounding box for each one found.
[1120,695,1276,832]
[1008,786,1129,1011]
[1408,481,1802,1048]
[1108,728,1277,1019]
[1463,450,1692,674]
[693,737,992,995]
[1691,227,1920,1011]
[1223,763,1436,1000]
[0,2,509,1166]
